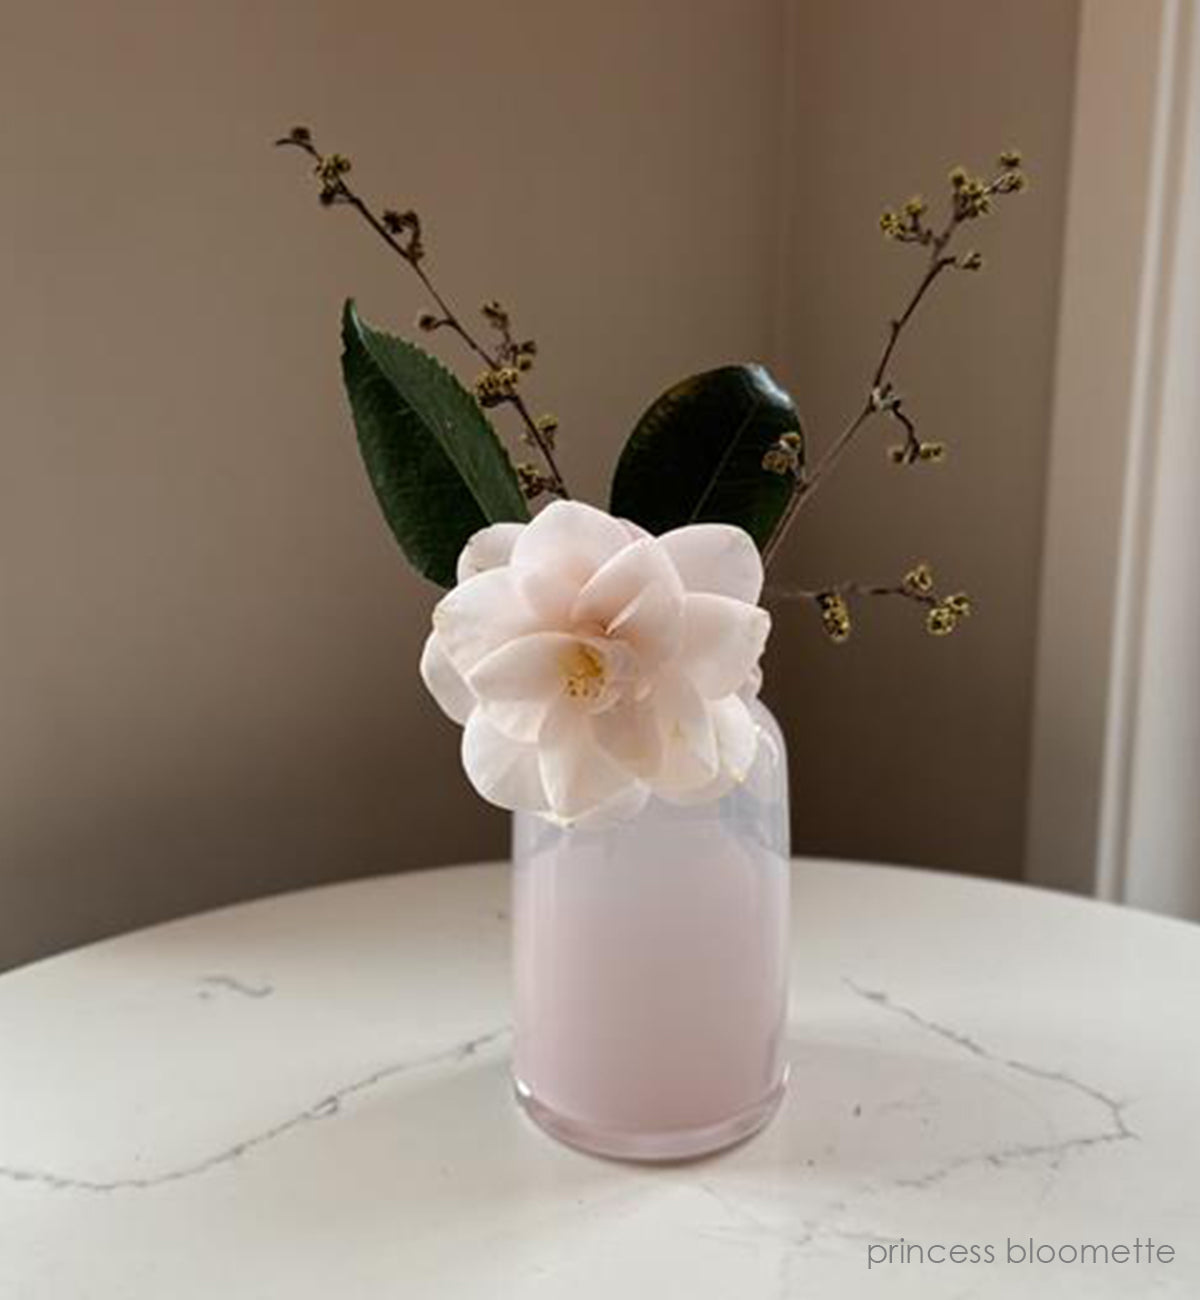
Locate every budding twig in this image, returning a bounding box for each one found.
[275,127,569,500]
[765,562,972,641]
[761,154,1026,568]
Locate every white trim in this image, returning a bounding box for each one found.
[1026,0,1199,906]
[1122,0,1200,919]
[1095,0,1187,903]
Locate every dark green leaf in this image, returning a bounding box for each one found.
[340,300,529,587]
[609,365,801,549]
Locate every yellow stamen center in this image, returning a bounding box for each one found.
[561,643,606,701]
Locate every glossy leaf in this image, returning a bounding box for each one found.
[609,365,801,549]
[340,300,529,587]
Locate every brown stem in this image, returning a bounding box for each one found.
[870,253,957,389]
[761,204,968,569]
[278,135,570,499]
[765,579,938,609]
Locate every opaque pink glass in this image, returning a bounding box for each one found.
[512,703,790,1160]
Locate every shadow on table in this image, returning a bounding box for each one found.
[365,1025,1086,1203]
[200,1027,1110,1282]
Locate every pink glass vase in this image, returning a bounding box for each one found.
[511,701,790,1160]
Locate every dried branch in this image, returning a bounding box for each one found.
[766,562,972,641]
[761,154,1027,567]
[275,127,569,501]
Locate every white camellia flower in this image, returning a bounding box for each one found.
[420,500,771,823]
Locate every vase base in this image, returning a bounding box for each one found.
[512,1069,788,1162]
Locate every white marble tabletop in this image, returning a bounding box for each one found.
[1,860,1198,1298]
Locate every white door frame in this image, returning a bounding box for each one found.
[1026,0,1199,912]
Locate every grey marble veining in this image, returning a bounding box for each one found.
[0,861,1196,1298]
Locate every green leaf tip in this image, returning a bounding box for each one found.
[610,364,801,549]
[339,302,528,588]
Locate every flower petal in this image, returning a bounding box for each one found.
[455,522,524,584]
[654,698,757,805]
[648,672,719,795]
[659,524,764,603]
[743,708,785,800]
[570,780,651,828]
[514,566,580,631]
[657,768,737,807]
[419,632,475,725]
[572,537,683,627]
[572,538,685,666]
[538,702,639,821]
[432,568,539,676]
[461,709,548,812]
[467,631,580,742]
[711,692,760,782]
[591,692,663,779]
[511,501,633,590]
[606,579,686,669]
[677,592,771,698]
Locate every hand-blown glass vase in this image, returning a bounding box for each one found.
[511,701,790,1160]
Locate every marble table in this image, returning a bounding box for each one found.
[2,861,1198,1298]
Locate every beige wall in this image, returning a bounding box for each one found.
[771,0,1079,880]
[0,0,1081,969]
[0,0,784,967]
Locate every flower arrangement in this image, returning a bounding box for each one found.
[278,128,1026,823]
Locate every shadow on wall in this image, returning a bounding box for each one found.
[771,0,1079,882]
[0,0,783,966]
[0,696,508,972]
[0,0,1080,966]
